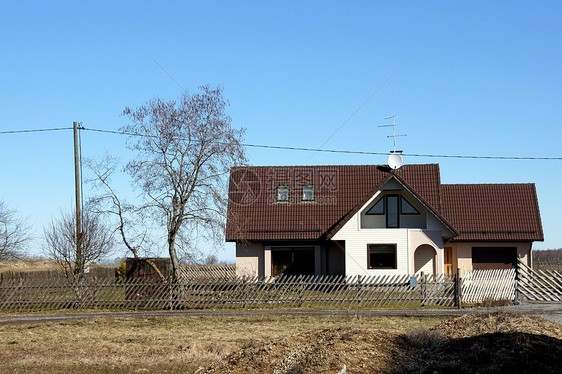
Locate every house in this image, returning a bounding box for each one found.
[226,164,543,277]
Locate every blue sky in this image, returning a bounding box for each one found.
[1,1,561,262]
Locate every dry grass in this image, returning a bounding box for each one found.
[0,258,59,272]
[203,313,562,374]
[432,311,562,339]
[0,314,445,373]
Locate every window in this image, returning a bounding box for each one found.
[368,244,397,269]
[401,196,420,214]
[386,195,399,228]
[302,185,314,201]
[277,185,289,202]
[366,198,384,215]
[366,194,420,227]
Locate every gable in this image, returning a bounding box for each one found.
[342,176,456,237]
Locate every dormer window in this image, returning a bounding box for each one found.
[302,185,314,201]
[277,185,289,202]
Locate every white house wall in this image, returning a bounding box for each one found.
[408,229,444,274]
[333,222,410,276]
[236,242,264,277]
[449,242,532,276]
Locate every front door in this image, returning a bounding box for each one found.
[444,247,453,275]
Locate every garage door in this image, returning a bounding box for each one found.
[472,247,516,270]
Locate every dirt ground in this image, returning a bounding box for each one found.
[201,312,562,374]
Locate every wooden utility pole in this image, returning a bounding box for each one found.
[73,121,83,277]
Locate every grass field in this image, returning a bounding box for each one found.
[0,314,448,373]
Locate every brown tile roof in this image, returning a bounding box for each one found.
[226,164,543,243]
[226,164,446,241]
[441,184,543,242]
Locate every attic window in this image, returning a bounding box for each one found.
[386,195,399,228]
[302,185,314,201]
[401,197,420,214]
[277,185,289,202]
[366,198,384,215]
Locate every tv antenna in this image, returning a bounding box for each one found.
[379,115,407,169]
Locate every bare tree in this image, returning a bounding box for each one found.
[90,85,247,281]
[43,208,114,280]
[0,200,30,260]
[87,157,168,281]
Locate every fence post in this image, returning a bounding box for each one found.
[357,275,363,308]
[420,272,425,306]
[298,276,304,307]
[455,268,462,309]
[514,260,520,304]
[169,279,174,311]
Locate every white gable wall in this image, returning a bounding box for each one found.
[427,214,455,237]
[332,176,451,276]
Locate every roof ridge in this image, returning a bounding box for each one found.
[231,163,440,169]
[442,183,536,187]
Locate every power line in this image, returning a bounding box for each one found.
[235,143,562,161]
[2,126,562,161]
[0,127,72,134]
[82,128,127,136]
[80,127,562,161]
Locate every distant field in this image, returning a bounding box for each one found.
[533,248,562,271]
[0,314,446,373]
[0,259,60,272]
[0,259,117,282]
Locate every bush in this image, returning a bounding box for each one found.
[116,260,127,282]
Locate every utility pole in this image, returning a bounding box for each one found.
[73,121,83,278]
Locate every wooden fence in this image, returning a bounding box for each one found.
[517,260,562,301]
[460,268,516,303]
[0,267,116,282]
[178,264,236,281]
[0,272,456,312]
[1,261,560,312]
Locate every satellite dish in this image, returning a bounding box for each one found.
[388,152,403,170]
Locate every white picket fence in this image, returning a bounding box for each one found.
[460,268,516,303]
[459,260,562,303]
